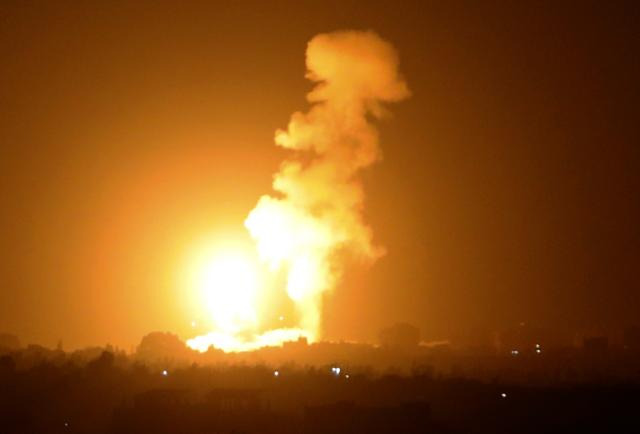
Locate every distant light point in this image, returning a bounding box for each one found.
[162,369,168,376]
[279,315,284,321]
[501,393,507,398]
[274,370,280,377]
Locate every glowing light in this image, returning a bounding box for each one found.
[162,369,168,376]
[185,31,408,354]
[511,349,519,356]
[184,241,316,352]
[501,393,507,398]
[188,327,311,353]
[274,370,280,377]
[191,320,197,327]
[200,252,259,333]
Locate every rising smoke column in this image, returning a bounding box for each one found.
[245,30,410,341]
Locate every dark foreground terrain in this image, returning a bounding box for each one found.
[1,346,639,434]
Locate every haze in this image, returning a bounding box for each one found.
[1,1,638,350]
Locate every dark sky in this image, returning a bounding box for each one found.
[1,0,638,349]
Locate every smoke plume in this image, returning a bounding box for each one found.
[245,30,410,341]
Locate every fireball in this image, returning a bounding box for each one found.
[186,30,409,353]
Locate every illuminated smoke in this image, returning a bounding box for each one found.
[188,30,409,352]
[245,30,410,341]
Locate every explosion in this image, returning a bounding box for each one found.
[187,30,409,352]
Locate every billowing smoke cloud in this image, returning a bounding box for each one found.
[245,30,410,341]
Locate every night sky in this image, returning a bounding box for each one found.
[1,1,638,349]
